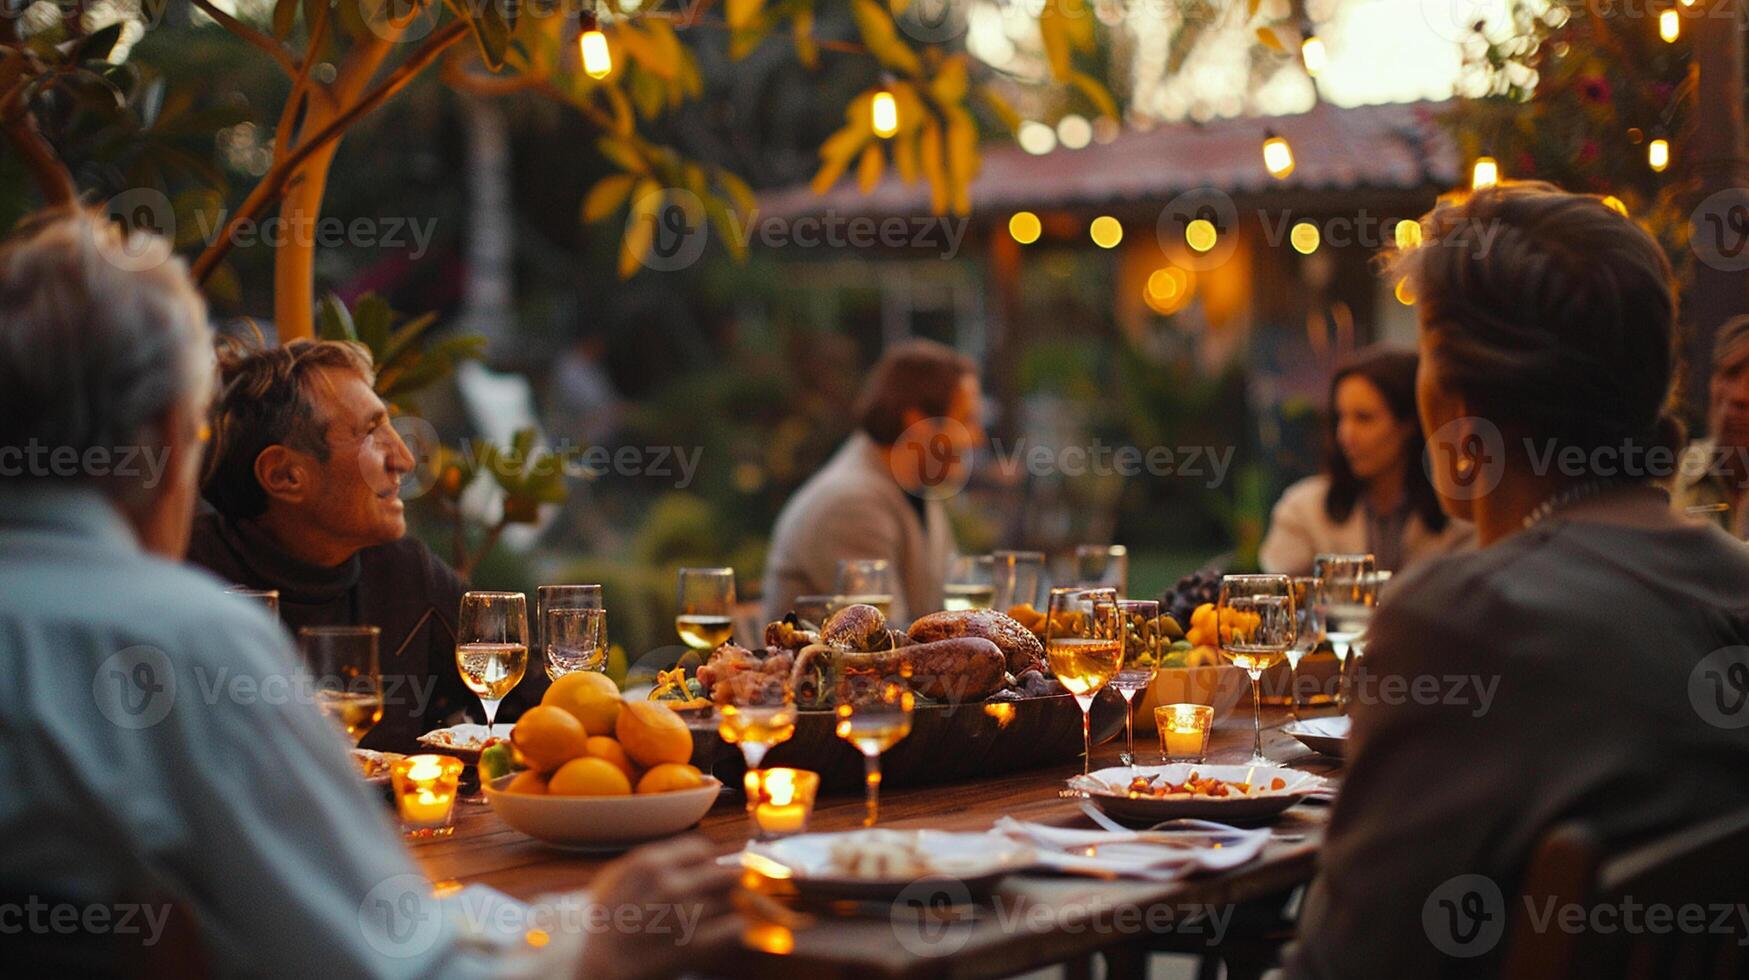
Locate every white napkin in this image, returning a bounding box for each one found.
[990,817,1269,882]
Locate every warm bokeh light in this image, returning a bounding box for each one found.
[1008,211,1042,245]
[579,28,612,79]
[1262,135,1295,179]
[871,91,899,138]
[1395,278,1417,306]
[1472,156,1500,190]
[1601,195,1628,216]
[1290,222,1320,254]
[1301,35,1328,77]
[1145,266,1194,315]
[1659,9,1680,42]
[1056,114,1092,149]
[1018,121,1056,155]
[1185,219,1219,253]
[1090,216,1124,249]
[1394,219,1423,249]
[1648,138,1670,172]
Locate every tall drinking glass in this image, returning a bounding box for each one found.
[1046,587,1122,774]
[1286,576,1325,718]
[1074,545,1129,593]
[676,568,736,650]
[227,586,281,616]
[537,584,603,677]
[298,625,382,745]
[1217,575,1296,767]
[993,550,1048,613]
[1313,553,1377,711]
[835,559,896,619]
[544,607,608,678]
[1112,599,1161,768]
[943,555,995,611]
[830,654,913,827]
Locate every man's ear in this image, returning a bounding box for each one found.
[254,445,311,505]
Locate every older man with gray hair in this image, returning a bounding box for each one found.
[0,209,737,977]
[1672,315,1749,538]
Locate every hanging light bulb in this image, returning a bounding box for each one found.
[1472,156,1500,190]
[579,12,611,79]
[871,88,899,139]
[1659,8,1679,42]
[1648,137,1671,172]
[1262,131,1295,180]
[1300,33,1328,78]
[1601,195,1629,216]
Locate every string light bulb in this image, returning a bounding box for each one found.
[1009,211,1042,245]
[1648,137,1671,172]
[1471,156,1500,190]
[1300,33,1328,78]
[1262,131,1295,180]
[1090,215,1123,249]
[1290,221,1321,254]
[1601,195,1629,216]
[871,88,899,139]
[1659,8,1679,42]
[578,12,611,79]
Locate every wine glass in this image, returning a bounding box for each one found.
[830,653,913,827]
[544,607,608,679]
[1045,586,1122,775]
[1073,545,1129,593]
[834,559,896,619]
[676,568,736,651]
[992,550,1048,612]
[537,584,603,677]
[1312,553,1377,711]
[1217,575,1297,767]
[1286,576,1325,719]
[1112,599,1161,768]
[943,555,995,611]
[298,626,382,745]
[456,592,528,803]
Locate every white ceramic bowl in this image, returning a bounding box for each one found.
[484,773,722,851]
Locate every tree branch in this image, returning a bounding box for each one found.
[192,19,469,283]
[2,92,77,205]
[190,0,298,77]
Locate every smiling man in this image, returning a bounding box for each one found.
[187,339,540,750]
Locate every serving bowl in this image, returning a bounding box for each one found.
[483,773,722,851]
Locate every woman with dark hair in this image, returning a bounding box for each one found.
[1259,346,1473,574]
[1283,184,1749,978]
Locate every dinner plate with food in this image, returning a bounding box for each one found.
[350,748,405,785]
[740,829,1035,900]
[416,722,514,761]
[1280,715,1351,757]
[1069,764,1324,825]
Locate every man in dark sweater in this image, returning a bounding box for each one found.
[187,338,542,751]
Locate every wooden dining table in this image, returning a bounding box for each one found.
[416,706,1346,979]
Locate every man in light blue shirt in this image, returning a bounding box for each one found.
[0,210,737,976]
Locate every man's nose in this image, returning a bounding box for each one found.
[383,423,416,474]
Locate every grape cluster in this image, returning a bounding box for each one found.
[1161,568,1225,628]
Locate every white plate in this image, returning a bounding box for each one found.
[1073,764,1323,825]
[743,829,1035,900]
[351,748,405,786]
[484,774,722,849]
[416,723,514,761]
[1281,716,1351,757]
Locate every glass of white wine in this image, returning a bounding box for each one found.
[298,626,382,745]
[719,671,796,770]
[831,654,914,827]
[943,555,995,611]
[835,559,896,619]
[1112,599,1161,768]
[676,567,736,651]
[1046,586,1122,775]
[1312,553,1377,711]
[456,591,528,800]
[1218,575,1297,767]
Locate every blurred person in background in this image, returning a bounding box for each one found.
[187,338,545,751]
[1284,185,1749,978]
[762,339,984,623]
[1259,345,1473,574]
[1670,314,1749,537]
[0,208,737,977]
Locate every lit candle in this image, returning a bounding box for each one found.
[1155,703,1214,763]
[392,754,463,840]
[746,767,818,838]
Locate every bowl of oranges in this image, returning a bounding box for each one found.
[483,672,722,850]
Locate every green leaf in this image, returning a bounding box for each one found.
[76,23,124,63]
[447,0,511,70]
[316,294,356,342]
[377,311,440,372]
[852,0,922,76]
[379,334,486,401]
[978,84,1021,134]
[1038,2,1072,81]
[352,293,395,355]
[1068,69,1118,122]
[704,195,747,261]
[596,136,650,174]
[619,180,662,279]
[581,173,639,223]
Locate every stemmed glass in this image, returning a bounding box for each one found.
[719,671,798,821]
[1073,545,1129,593]
[544,607,608,678]
[1111,599,1162,768]
[1045,587,1122,775]
[298,625,382,745]
[456,591,528,801]
[992,550,1048,612]
[835,559,896,619]
[676,568,736,651]
[537,584,603,678]
[830,654,913,827]
[1313,554,1377,711]
[1217,575,1297,767]
[943,555,995,611]
[1286,576,1325,719]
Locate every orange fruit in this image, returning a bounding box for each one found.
[504,770,549,795]
[542,671,621,736]
[547,757,632,797]
[636,762,706,794]
[510,705,590,773]
[615,700,693,768]
[585,736,638,781]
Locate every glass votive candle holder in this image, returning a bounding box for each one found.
[744,767,819,838]
[392,754,464,840]
[1155,703,1214,763]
